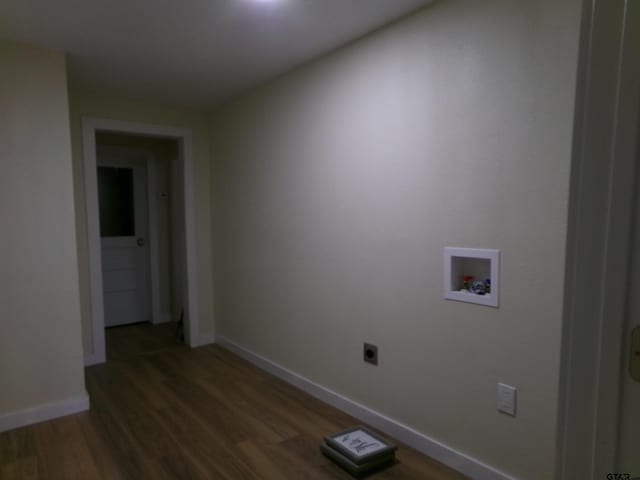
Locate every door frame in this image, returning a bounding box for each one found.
[556,0,640,478]
[82,117,200,364]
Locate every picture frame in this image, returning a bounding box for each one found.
[320,443,394,477]
[324,426,397,465]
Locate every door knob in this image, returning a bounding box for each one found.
[137,237,145,247]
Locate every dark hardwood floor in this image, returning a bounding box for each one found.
[1,322,468,479]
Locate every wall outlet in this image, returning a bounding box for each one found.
[497,383,517,416]
[363,343,378,365]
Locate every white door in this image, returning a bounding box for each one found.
[97,148,151,327]
[616,1,640,476]
[618,174,640,477]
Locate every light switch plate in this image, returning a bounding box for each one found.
[497,383,517,416]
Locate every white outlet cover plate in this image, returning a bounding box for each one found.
[497,383,517,416]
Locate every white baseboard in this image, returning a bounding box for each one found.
[191,332,216,348]
[84,353,102,366]
[153,312,173,324]
[215,336,513,480]
[0,393,90,433]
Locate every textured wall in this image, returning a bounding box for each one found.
[210,1,582,478]
[0,40,86,418]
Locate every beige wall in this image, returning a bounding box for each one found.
[68,90,215,357]
[0,40,87,416]
[210,1,582,478]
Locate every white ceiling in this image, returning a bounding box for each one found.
[0,0,432,107]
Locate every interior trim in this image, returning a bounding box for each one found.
[0,394,90,433]
[216,336,514,480]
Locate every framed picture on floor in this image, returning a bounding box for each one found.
[324,426,396,465]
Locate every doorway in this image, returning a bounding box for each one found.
[618,152,640,475]
[557,0,640,478]
[601,1,640,476]
[82,118,200,365]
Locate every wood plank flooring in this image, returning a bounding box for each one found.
[1,323,469,479]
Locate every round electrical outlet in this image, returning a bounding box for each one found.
[363,343,378,365]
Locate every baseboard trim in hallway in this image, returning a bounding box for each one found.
[215,336,513,480]
[0,393,90,433]
[191,332,216,348]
